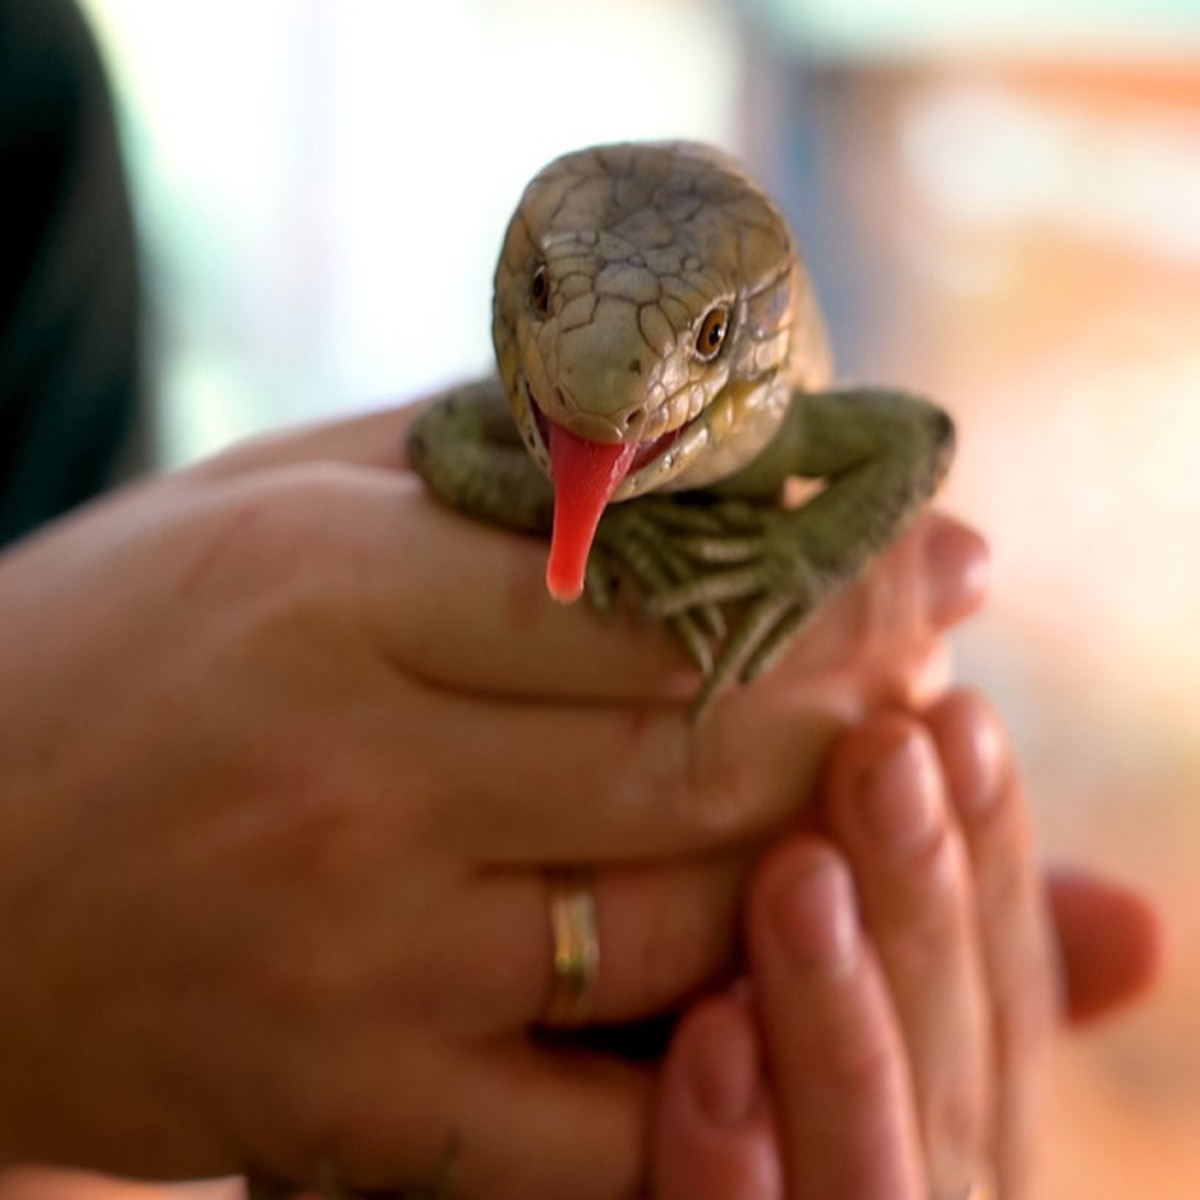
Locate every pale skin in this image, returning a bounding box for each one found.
[0,404,1159,1198]
[653,697,1163,1200]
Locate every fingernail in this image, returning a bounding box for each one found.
[688,1006,760,1128]
[955,696,1008,816]
[770,851,859,975]
[924,521,990,625]
[859,729,943,855]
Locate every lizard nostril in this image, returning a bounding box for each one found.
[621,407,644,433]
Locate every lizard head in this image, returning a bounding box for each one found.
[492,141,828,601]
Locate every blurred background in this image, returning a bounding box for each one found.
[12,0,1200,1194]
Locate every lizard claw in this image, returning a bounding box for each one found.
[591,502,727,673]
[595,496,840,714]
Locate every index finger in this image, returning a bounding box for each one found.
[355,475,986,704]
[187,401,987,703]
[401,671,840,863]
[185,400,423,479]
[180,401,699,702]
[346,468,701,703]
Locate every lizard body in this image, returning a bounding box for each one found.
[408,141,954,711]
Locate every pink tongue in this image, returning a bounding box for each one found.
[546,423,637,603]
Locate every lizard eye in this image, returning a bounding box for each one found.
[694,305,729,361]
[530,263,550,316]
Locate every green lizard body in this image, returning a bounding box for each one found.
[407,141,955,712]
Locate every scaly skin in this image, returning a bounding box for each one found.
[491,141,831,496]
[408,141,955,713]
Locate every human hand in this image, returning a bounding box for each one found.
[0,402,984,1196]
[653,692,1163,1200]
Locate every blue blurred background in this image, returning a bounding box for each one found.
[40,0,1200,1194]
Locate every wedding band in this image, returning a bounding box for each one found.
[542,868,600,1027]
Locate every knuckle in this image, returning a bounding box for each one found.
[913,821,968,894]
[629,873,736,1009]
[928,1073,991,1164]
[639,714,748,841]
[178,464,366,613]
[819,1022,905,1102]
[682,741,752,835]
[997,964,1057,1068]
[875,828,971,956]
[978,817,1035,914]
[671,700,823,845]
[634,896,697,1007]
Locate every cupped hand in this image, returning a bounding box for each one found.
[653,692,1163,1200]
[0,403,985,1197]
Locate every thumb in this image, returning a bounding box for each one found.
[1047,867,1165,1026]
[187,400,429,481]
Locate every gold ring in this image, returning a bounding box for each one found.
[542,868,600,1027]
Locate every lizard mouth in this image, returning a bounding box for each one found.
[520,379,690,603]
[522,378,688,496]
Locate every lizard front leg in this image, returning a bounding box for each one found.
[406,378,554,535]
[406,384,725,675]
[616,388,955,711]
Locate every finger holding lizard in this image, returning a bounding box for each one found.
[178,396,986,711]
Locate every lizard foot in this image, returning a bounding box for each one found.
[602,496,834,713]
[589,497,733,677]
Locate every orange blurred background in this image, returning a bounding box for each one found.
[762,58,1200,1196]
